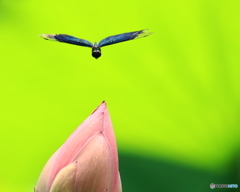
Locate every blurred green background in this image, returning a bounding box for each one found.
[0,0,240,191]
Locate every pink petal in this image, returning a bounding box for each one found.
[73,131,113,192]
[50,162,77,192]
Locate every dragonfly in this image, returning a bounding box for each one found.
[39,29,152,59]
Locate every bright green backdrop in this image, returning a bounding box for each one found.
[0,0,240,191]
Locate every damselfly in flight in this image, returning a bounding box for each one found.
[39,29,152,59]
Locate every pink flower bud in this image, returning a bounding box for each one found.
[35,101,122,192]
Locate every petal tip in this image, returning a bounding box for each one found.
[91,101,107,114]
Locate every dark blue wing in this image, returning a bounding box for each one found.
[98,29,152,47]
[40,34,93,48]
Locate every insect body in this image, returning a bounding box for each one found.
[40,29,152,59]
[92,42,101,59]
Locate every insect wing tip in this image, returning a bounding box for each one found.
[39,34,57,41]
[136,29,153,39]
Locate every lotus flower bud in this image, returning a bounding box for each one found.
[35,101,122,192]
